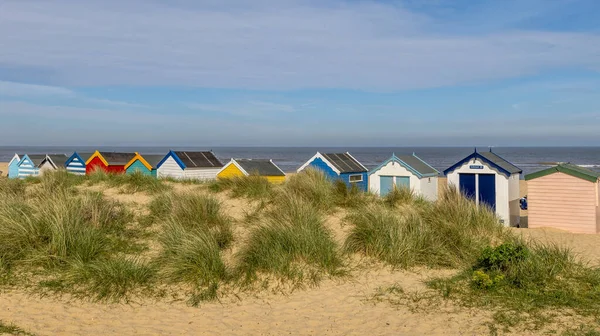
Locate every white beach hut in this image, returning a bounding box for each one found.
[369,153,439,201]
[156,150,224,180]
[444,149,522,226]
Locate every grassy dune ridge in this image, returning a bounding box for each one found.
[0,169,599,333]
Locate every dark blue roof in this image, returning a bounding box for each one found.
[443,150,522,177]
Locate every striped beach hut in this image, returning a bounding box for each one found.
[17,154,46,178]
[525,164,600,234]
[125,153,164,177]
[297,152,368,191]
[369,154,439,200]
[86,151,136,174]
[217,159,286,183]
[65,152,94,175]
[444,149,522,226]
[156,151,223,180]
[39,154,68,175]
[7,154,22,179]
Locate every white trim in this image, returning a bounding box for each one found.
[349,174,363,183]
[217,159,249,176]
[270,159,287,176]
[296,152,341,175]
[40,155,57,169]
[8,154,21,166]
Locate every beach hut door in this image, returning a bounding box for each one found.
[459,173,476,201]
[395,176,410,190]
[380,176,394,196]
[478,174,496,211]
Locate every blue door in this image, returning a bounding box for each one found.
[459,173,476,201]
[478,174,496,211]
[395,176,410,190]
[380,176,394,196]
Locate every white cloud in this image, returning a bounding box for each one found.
[0,0,598,90]
[0,80,74,97]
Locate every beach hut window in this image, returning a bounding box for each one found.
[349,174,363,183]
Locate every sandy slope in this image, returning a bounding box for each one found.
[0,269,494,336]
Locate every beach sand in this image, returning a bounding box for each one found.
[0,171,599,335]
[0,162,8,177]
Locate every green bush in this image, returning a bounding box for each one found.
[475,242,529,272]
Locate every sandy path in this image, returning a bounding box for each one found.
[0,269,494,336]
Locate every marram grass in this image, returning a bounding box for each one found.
[236,191,343,284]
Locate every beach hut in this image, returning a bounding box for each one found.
[39,154,68,175]
[156,151,223,180]
[125,153,164,177]
[217,159,286,183]
[17,154,46,178]
[297,152,368,191]
[525,164,600,234]
[444,149,522,226]
[7,154,22,179]
[65,152,94,175]
[369,154,439,200]
[85,151,136,174]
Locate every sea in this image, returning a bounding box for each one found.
[2,146,600,176]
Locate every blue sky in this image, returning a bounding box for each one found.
[0,0,599,146]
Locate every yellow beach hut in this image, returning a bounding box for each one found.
[217,159,286,183]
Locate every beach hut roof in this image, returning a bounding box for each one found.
[94,152,137,165]
[525,163,600,183]
[141,155,165,168]
[174,151,223,169]
[443,149,522,177]
[125,154,165,171]
[322,152,368,173]
[370,154,439,178]
[44,154,69,168]
[77,152,94,162]
[232,159,286,177]
[158,151,223,170]
[23,154,48,167]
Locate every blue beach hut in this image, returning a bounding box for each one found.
[297,152,368,191]
[65,152,93,175]
[17,154,46,178]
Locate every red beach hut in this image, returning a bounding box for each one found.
[85,151,137,175]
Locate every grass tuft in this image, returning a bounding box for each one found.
[64,257,156,302]
[282,168,335,210]
[345,186,506,268]
[236,191,343,284]
[0,178,26,198]
[211,175,273,199]
[158,222,228,289]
